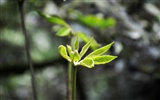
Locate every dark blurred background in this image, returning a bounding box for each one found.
[0,0,160,100]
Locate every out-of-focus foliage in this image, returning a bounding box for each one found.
[77,32,100,50]
[76,12,116,29]
[0,0,160,100]
[39,12,68,27]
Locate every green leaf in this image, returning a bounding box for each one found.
[77,32,88,42]
[80,58,94,68]
[79,15,101,27]
[74,37,79,50]
[38,12,67,26]
[92,55,117,64]
[80,38,91,57]
[86,42,114,58]
[52,25,63,32]
[56,27,71,37]
[73,50,81,62]
[100,17,116,29]
[67,45,72,56]
[77,32,100,50]
[66,45,75,60]
[58,45,71,62]
[76,12,116,29]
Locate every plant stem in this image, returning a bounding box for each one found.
[68,62,73,100]
[68,62,77,100]
[72,66,77,100]
[67,36,77,100]
[17,0,38,100]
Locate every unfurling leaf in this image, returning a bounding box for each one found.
[80,39,91,57]
[58,45,71,62]
[74,37,79,50]
[80,58,94,68]
[73,50,81,62]
[56,27,71,36]
[66,45,75,60]
[92,55,117,65]
[67,45,72,56]
[86,42,114,58]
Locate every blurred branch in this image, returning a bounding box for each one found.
[17,0,38,99]
[0,57,66,77]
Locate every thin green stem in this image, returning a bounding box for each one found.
[72,66,77,100]
[68,62,77,100]
[68,62,73,100]
[67,36,77,100]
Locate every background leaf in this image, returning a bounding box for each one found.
[38,12,67,26]
[78,15,102,27]
[74,11,116,29]
[77,32,100,50]
[56,27,71,37]
[99,17,116,29]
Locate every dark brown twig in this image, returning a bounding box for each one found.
[17,0,38,99]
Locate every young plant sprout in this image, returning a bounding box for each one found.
[59,37,117,100]
[59,37,117,68]
[39,12,117,100]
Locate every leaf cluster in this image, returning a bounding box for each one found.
[59,38,117,68]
